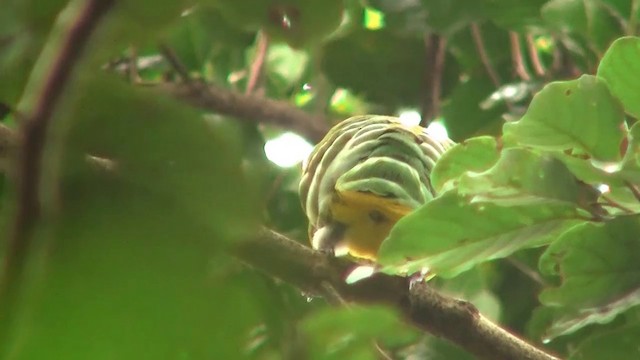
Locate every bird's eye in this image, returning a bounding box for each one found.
[368,210,387,223]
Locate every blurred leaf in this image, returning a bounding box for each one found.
[13,0,70,33]
[63,76,261,240]
[263,43,309,96]
[597,36,640,118]
[419,0,486,34]
[4,71,264,357]
[378,190,585,278]
[322,29,426,107]
[303,305,417,360]
[8,173,260,359]
[538,215,640,339]
[216,0,343,48]
[542,0,623,53]
[568,323,640,360]
[367,0,428,36]
[430,136,500,193]
[165,5,253,72]
[553,152,625,186]
[503,75,626,163]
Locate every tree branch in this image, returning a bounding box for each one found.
[421,33,447,127]
[234,229,561,360]
[245,31,270,96]
[509,31,531,81]
[155,81,329,142]
[0,0,115,342]
[525,34,546,77]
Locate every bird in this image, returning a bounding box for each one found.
[299,115,454,260]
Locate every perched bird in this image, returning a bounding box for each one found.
[299,115,454,260]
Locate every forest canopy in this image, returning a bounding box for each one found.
[1,0,640,359]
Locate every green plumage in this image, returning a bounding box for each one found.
[299,115,454,254]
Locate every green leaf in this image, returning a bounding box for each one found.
[542,0,623,53]
[553,152,625,186]
[503,75,626,163]
[598,36,640,118]
[457,148,601,211]
[165,6,253,73]
[8,173,261,359]
[378,190,585,278]
[568,324,640,360]
[430,136,500,193]
[303,305,417,360]
[485,0,546,30]
[538,215,640,338]
[419,0,487,34]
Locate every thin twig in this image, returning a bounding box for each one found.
[234,229,561,360]
[509,31,531,81]
[600,195,635,214]
[470,23,501,88]
[0,0,115,343]
[159,44,193,85]
[525,34,546,77]
[421,34,447,127]
[506,258,547,287]
[373,341,394,360]
[624,180,640,202]
[246,31,270,96]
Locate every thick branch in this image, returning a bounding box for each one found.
[156,81,329,142]
[234,229,561,360]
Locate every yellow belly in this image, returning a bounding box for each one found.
[330,190,413,260]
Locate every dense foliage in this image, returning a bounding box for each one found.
[1,0,640,359]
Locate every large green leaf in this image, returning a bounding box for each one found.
[5,173,260,359]
[430,136,500,193]
[2,71,264,357]
[378,190,585,278]
[598,36,640,118]
[457,148,601,211]
[64,76,261,240]
[503,75,626,163]
[538,215,640,339]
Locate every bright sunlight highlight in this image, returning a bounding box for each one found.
[426,121,450,142]
[398,109,421,126]
[264,132,314,168]
[363,7,385,30]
